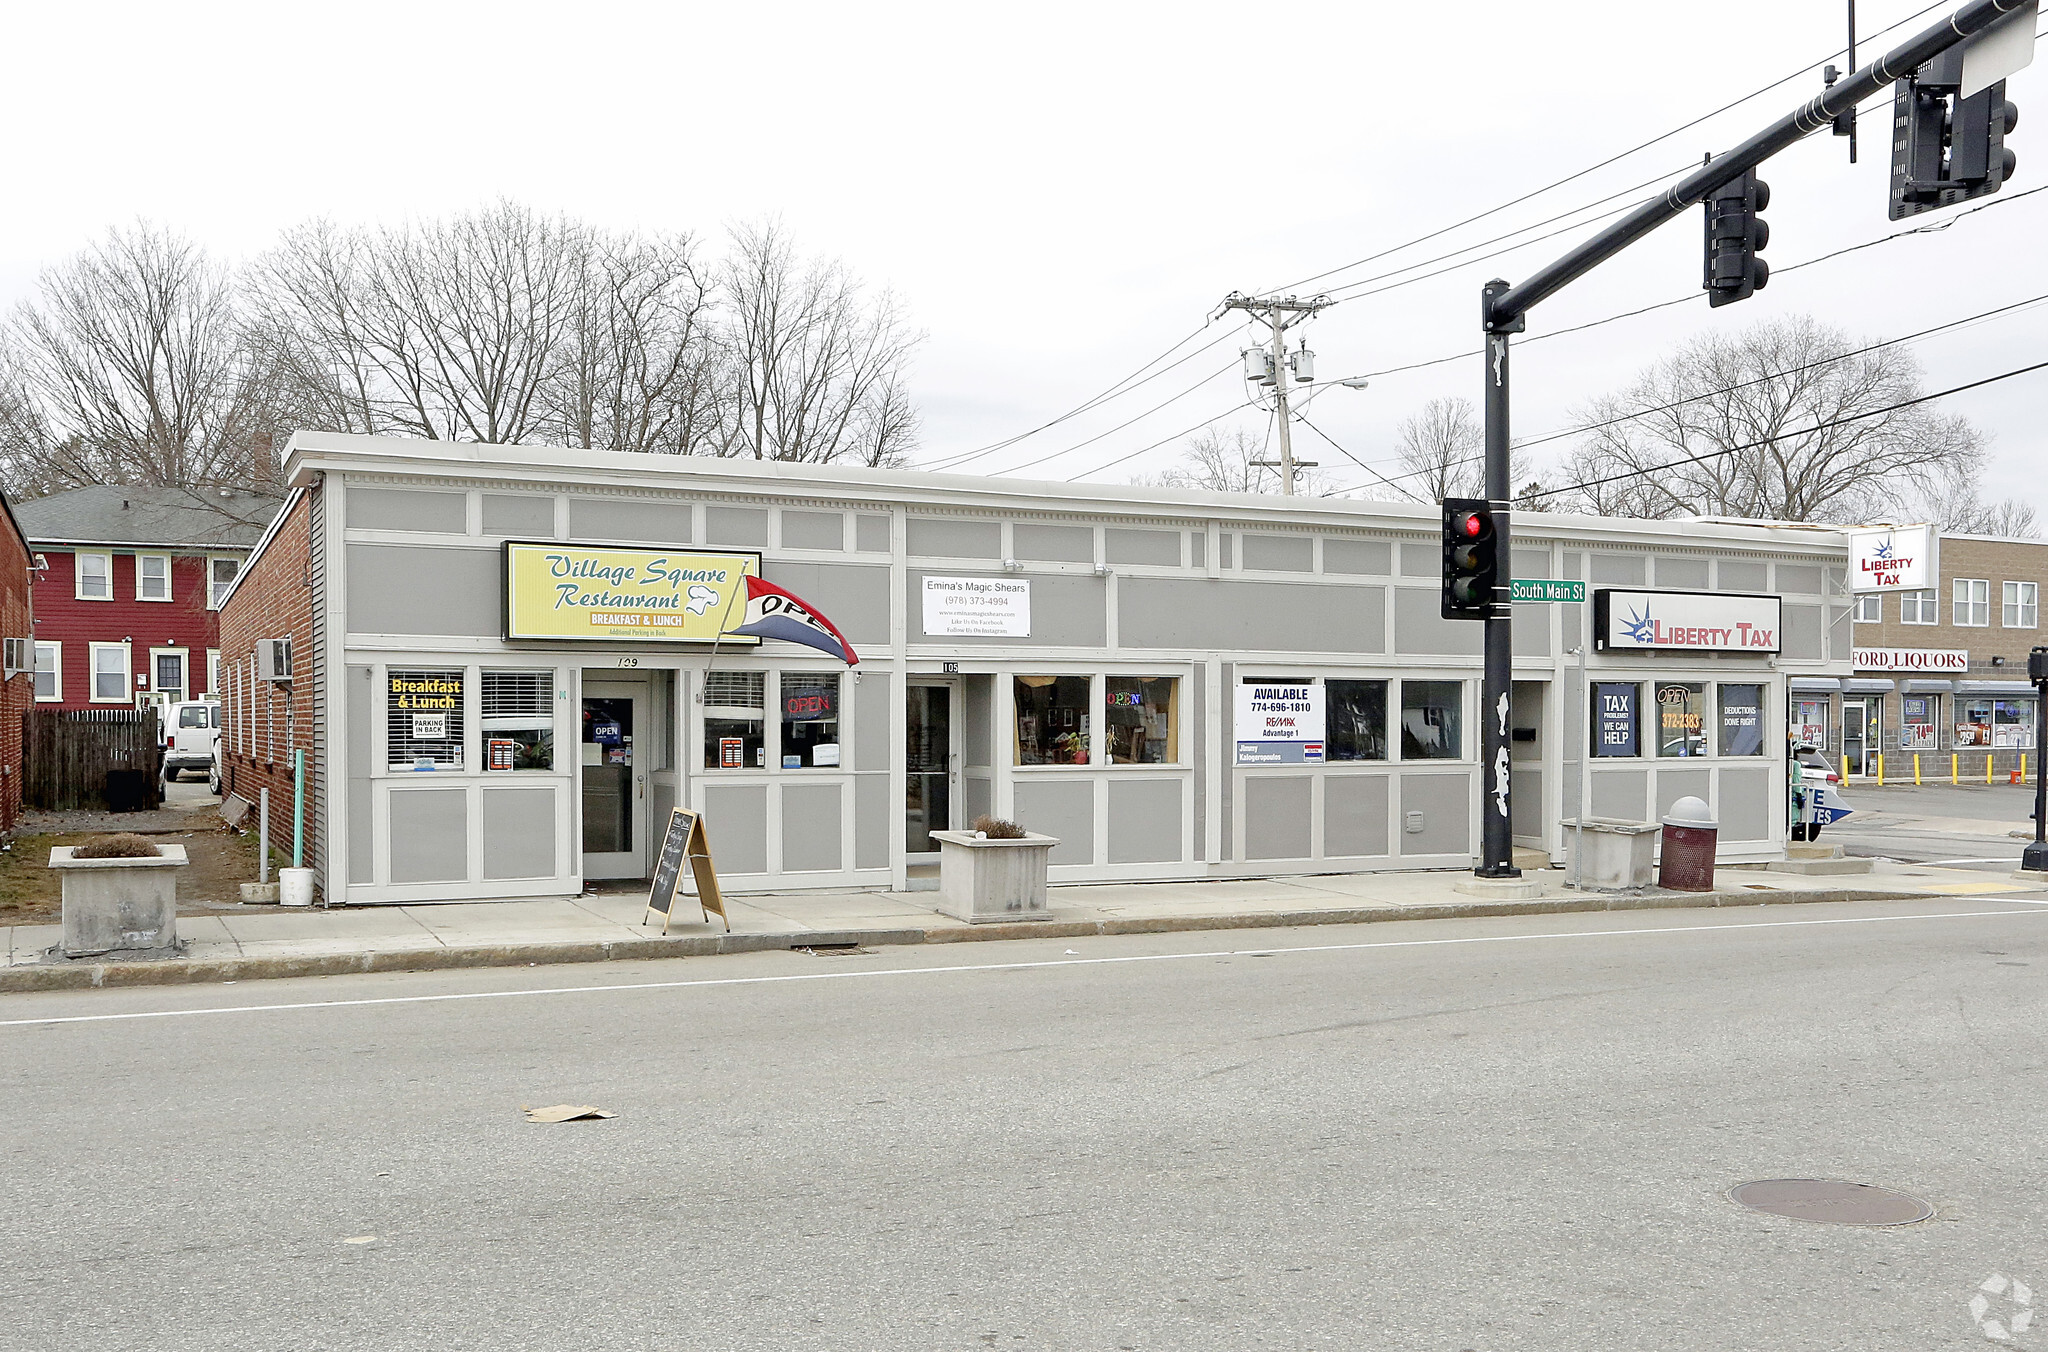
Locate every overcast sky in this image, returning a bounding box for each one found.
[4,0,2042,515]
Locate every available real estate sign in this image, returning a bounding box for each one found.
[1848,523,1937,592]
[1594,589,1782,653]
[1234,683,1325,764]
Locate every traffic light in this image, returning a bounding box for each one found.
[1440,497,1497,622]
[1890,45,2020,220]
[1703,169,1770,307]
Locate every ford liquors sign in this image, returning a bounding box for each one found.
[1848,523,1937,592]
[1595,589,1782,653]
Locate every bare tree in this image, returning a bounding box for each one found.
[1150,423,1336,496]
[1552,315,1978,523]
[1,225,284,497]
[1920,461,2040,537]
[715,220,923,465]
[1393,396,1484,501]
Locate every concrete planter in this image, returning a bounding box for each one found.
[49,844,187,958]
[1560,819,1659,890]
[930,831,1060,923]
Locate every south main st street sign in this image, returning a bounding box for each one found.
[1511,579,1586,603]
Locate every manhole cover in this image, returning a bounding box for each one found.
[1730,1179,1933,1226]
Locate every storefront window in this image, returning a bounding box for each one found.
[1399,680,1462,760]
[1900,695,1939,750]
[1993,698,2035,748]
[388,668,464,770]
[1015,675,1091,765]
[704,670,766,769]
[779,673,842,768]
[1326,679,1387,761]
[1957,698,1993,748]
[481,669,555,770]
[1793,698,1830,749]
[1591,682,1640,757]
[1656,682,1707,757]
[1718,683,1765,756]
[1105,676,1177,764]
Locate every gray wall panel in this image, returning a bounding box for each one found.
[1218,533,1234,569]
[855,775,890,869]
[1782,603,1822,660]
[349,779,374,883]
[1105,528,1180,566]
[1244,776,1312,860]
[1108,779,1182,863]
[569,497,691,543]
[704,506,769,548]
[1394,588,1485,656]
[1399,773,1470,856]
[855,513,892,553]
[1719,559,1767,591]
[1398,541,1438,577]
[1189,532,1206,568]
[1719,767,1772,840]
[781,783,843,872]
[1323,538,1391,575]
[1511,606,1552,657]
[854,671,891,773]
[1512,767,1544,837]
[1190,667,1207,859]
[1014,779,1094,864]
[763,562,890,644]
[1014,523,1093,562]
[1592,554,1646,585]
[1511,547,1552,579]
[482,785,557,880]
[964,674,994,767]
[1120,579,1384,653]
[1325,774,1390,857]
[911,572,1105,646]
[704,785,768,873]
[482,494,555,537]
[1591,769,1649,821]
[964,775,993,823]
[347,544,501,636]
[909,518,1001,558]
[1656,769,1711,822]
[1241,534,1312,572]
[346,667,374,884]
[1656,556,1709,589]
[781,510,845,551]
[349,487,465,534]
[388,788,468,883]
[1776,564,1821,594]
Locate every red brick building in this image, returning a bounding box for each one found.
[13,487,274,713]
[216,488,319,875]
[0,490,35,834]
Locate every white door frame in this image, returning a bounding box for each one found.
[581,678,652,880]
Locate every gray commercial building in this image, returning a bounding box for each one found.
[218,431,1850,905]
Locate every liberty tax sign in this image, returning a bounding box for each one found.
[1594,589,1782,653]
[1848,523,1937,592]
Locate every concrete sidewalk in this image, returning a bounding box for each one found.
[6,858,2044,993]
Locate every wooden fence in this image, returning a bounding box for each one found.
[23,708,164,811]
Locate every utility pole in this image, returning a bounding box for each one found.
[1219,292,1329,494]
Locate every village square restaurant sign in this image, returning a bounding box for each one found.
[502,543,763,643]
[1593,589,1782,653]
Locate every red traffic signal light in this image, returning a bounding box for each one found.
[1441,497,1498,622]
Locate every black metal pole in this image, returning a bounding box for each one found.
[2027,646,2048,870]
[1478,280,1521,879]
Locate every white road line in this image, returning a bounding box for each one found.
[1923,858,2018,865]
[2,905,2044,1030]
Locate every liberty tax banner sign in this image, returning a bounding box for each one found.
[1848,524,1937,593]
[503,543,760,643]
[1594,589,1781,653]
[921,577,1031,637]
[1234,683,1325,764]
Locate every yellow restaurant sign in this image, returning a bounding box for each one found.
[502,543,761,644]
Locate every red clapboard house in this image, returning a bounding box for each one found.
[14,487,276,713]
[0,488,33,834]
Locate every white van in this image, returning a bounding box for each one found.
[162,699,221,781]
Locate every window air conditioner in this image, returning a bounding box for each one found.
[1,638,24,677]
[258,637,293,683]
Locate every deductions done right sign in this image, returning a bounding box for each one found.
[1234,683,1325,764]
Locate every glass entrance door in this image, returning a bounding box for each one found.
[582,681,648,879]
[1842,699,1874,777]
[906,683,956,854]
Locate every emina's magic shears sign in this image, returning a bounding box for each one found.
[1594,589,1783,653]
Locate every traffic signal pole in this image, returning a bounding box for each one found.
[1468,0,2033,879]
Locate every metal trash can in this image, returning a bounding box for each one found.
[1657,795,1718,892]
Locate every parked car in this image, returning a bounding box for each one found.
[208,737,222,797]
[1791,747,1853,840]
[161,698,220,782]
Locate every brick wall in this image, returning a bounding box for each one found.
[217,489,317,871]
[0,505,32,834]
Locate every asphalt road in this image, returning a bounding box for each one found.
[5,898,2048,1351]
[1827,783,2036,870]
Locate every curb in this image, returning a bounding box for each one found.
[0,885,1937,995]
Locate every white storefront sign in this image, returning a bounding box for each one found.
[1848,523,1938,592]
[1852,647,1969,672]
[921,576,1031,637]
[1596,589,1782,653]
[1234,683,1325,764]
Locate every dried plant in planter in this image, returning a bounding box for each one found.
[971,815,1027,840]
[73,833,162,859]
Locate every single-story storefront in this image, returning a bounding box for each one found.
[216,431,1851,905]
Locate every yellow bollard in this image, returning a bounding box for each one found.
[1988,753,1996,785]
[2025,753,2030,783]
[1953,753,1960,785]
[1914,753,1922,786]
[1876,752,1885,787]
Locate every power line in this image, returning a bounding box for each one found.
[1060,402,1259,483]
[990,355,1245,477]
[1291,410,1422,502]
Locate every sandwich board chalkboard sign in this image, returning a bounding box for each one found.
[645,807,728,934]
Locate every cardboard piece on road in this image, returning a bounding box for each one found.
[645,807,728,934]
[522,1104,617,1123]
